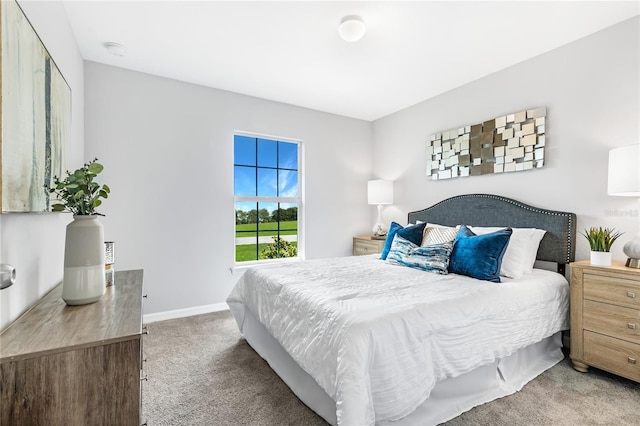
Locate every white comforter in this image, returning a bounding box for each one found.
[226,255,569,426]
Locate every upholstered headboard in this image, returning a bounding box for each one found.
[407,194,576,274]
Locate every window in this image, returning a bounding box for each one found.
[234,134,301,263]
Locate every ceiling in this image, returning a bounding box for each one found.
[61,1,639,121]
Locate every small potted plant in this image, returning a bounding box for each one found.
[45,158,111,305]
[581,227,623,267]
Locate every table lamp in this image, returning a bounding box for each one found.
[368,180,394,236]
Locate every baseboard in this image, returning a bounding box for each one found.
[143,302,229,323]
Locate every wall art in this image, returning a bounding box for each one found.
[427,107,546,180]
[1,0,70,212]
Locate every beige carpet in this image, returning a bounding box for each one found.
[142,311,639,425]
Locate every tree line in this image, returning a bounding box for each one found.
[236,207,298,224]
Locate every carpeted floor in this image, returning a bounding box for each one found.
[142,311,639,425]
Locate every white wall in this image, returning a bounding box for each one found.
[0,1,84,329]
[83,62,372,316]
[372,16,640,264]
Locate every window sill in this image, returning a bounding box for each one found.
[231,257,303,275]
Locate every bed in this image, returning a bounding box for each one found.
[227,194,576,425]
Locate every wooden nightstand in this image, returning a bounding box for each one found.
[570,260,640,382]
[353,236,386,256]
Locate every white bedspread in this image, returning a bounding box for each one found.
[226,255,569,426]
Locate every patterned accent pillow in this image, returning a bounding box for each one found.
[385,235,416,264]
[421,225,458,246]
[386,235,453,274]
[381,222,427,260]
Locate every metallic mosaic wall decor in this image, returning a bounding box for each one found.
[426,107,546,180]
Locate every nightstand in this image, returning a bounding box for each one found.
[570,260,640,382]
[353,236,386,256]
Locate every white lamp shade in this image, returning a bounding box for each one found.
[608,144,640,196]
[368,180,393,205]
[338,15,366,42]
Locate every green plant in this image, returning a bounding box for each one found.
[581,227,623,252]
[45,158,110,215]
[261,237,297,259]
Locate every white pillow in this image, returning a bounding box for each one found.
[468,226,546,279]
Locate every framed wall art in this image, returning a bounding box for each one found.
[0,0,70,212]
[427,107,546,180]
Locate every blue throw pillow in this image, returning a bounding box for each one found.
[380,222,426,260]
[449,225,512,283]
[380,222,404,260]
[397,222,427,245]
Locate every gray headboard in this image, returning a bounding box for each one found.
[407,194,576,274]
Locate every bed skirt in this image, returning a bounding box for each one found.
[231,303,564,426]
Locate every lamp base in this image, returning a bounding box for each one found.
[372,204,387,236]
[622,234,640,268]
[373,224,387,237]
[625,258,640,269]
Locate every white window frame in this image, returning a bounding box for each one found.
[233,131,304,267]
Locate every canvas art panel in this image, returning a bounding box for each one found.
[0,0,70,212]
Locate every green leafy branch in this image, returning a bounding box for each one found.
[45,158,111,215]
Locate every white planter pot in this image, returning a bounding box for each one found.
[590,251,612,267]
[62,215,106,305]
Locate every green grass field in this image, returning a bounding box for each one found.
[235,221,298,261]
[235,221,297,237]
[235,241,298,262]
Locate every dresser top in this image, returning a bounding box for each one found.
[0,269,143,362]
[571,260,640,276]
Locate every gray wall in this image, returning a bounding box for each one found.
[372,16,640,264]
[0,1,85,329]
[83,62,372,316]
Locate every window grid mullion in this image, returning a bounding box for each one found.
[254,139,259,260]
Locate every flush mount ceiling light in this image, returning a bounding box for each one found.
[104,42,125,56]
[338,15,366,42]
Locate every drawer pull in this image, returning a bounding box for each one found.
[141,374,148,381]
[628,291,636,299]
[142,326,149,335]
[628,357,637,365]
[628,323,637,330]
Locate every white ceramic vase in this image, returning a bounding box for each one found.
[589,251,612,267]
[62,215,106,305]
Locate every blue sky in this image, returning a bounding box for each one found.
[234,135,298,213]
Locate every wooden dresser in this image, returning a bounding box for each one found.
[0,269,145,425]
[353,235,386,256]
[570,261,640,382]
